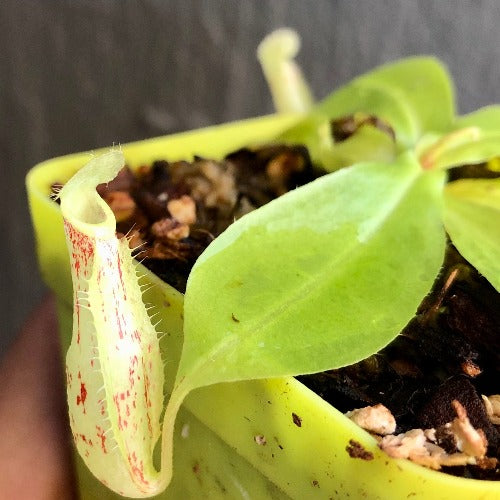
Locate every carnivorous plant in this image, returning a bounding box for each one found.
[58,30,500,497]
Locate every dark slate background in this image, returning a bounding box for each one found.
[1,0,500,356]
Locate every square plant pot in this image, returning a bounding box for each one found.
[27,114,500,499]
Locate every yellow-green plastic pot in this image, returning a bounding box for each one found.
[27,115,500,499]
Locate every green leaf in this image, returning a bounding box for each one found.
[431,132,500,170]
[280,116,397,173]
[319,123,397,172]
[177,153,446,389]
[319,57,454,142]
[279,57,454,168]
[444,178,500,291]
[454,105,500,132]
[420,106,500,170]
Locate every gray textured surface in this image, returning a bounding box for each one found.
[1,0,500,356]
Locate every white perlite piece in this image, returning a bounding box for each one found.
[379,428,478,470]
[198,160,237,208]
[167,195,197,225]
[254,435,267,446]
[449,400,487,457]
[346,403,396,435]
[349,400,493,471]
[482,394,500,425]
